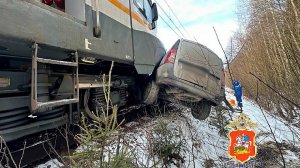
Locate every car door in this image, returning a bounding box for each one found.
[175,40,223,96]
[174,40,209,89]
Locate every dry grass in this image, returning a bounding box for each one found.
[227,0,300,123]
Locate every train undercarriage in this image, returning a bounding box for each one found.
[0,42,156,143]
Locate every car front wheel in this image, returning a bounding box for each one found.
[191,101,212,120]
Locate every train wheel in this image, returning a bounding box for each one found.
[83,89,101,121]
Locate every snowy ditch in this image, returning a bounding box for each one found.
[37,90,300,168]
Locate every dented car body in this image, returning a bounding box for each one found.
[157,39,225,120]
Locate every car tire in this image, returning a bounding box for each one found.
[143,80,159,105]
[191,101,212,120]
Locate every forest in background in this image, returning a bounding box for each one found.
[226,0,300,122]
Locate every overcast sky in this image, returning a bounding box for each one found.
[155,0,238,62]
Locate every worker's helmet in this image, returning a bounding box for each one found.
[233,80,239,85]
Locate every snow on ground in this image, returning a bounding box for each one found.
[35,159,64,168]
[119,111,230,167]
[38,88,300,167]
[225,88,300,146]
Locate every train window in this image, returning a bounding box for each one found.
[134,0,153,23]
[134,0,145,15]
[144,0,152,23]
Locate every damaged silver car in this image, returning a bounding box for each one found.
[156,39,225,120]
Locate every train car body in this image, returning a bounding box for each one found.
[0,0,165,142]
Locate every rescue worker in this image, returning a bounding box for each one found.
[232,80,243,109]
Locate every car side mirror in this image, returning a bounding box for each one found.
[151,3,158,22]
